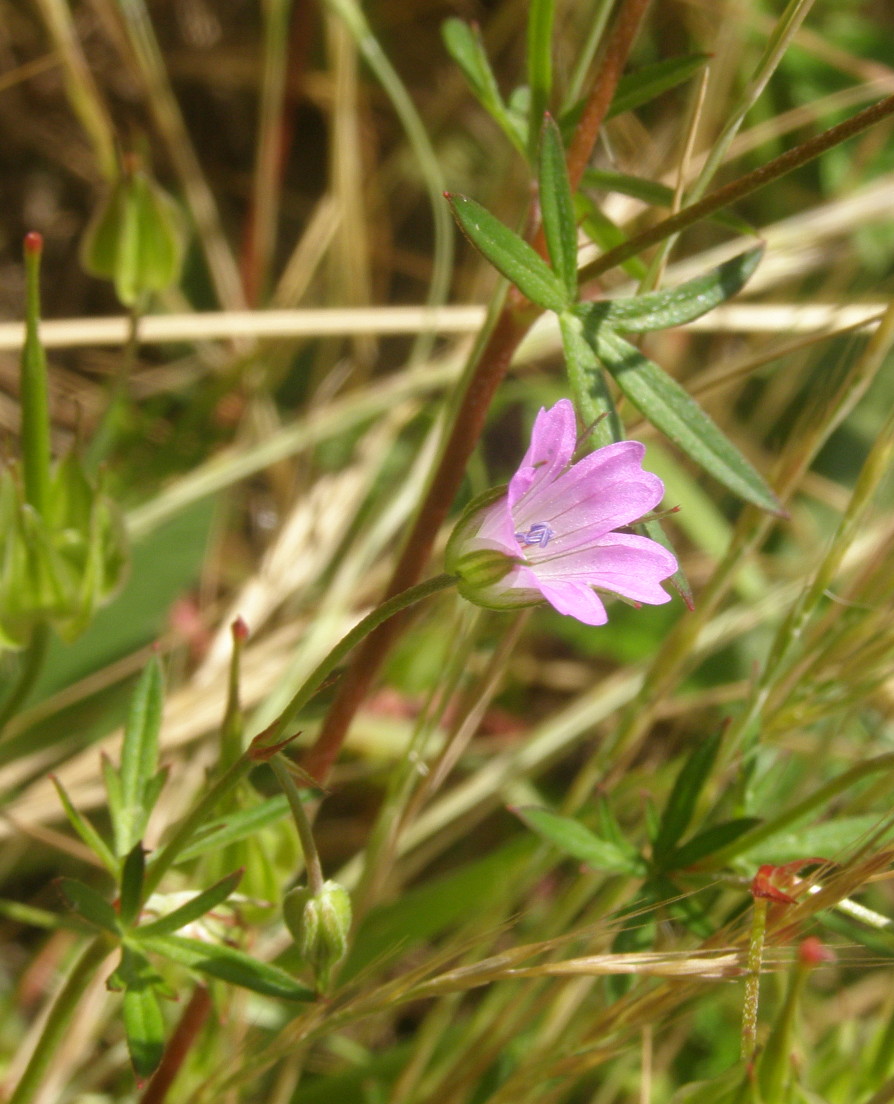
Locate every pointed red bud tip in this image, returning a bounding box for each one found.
[799,936,835,967]
[24,231,43,255]
[232,616,250,641]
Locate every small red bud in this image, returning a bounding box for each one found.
[232,616,250,641]
[799,936,835,966]
[24,231,43,255]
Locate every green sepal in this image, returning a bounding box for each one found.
[81,163,185,307]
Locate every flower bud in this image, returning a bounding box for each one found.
[283,880,352,992]
[81,156,185,307]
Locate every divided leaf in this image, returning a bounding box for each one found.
[607,53,712,119]
[513,806,645,875]
[115,948,167,1082]
[652,732,722,864]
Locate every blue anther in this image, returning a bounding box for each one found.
[514,523,554,548]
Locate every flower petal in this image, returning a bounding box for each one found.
[508,399,577,508]
[514,441,662,534]
[535,579,608,625]
[534,532,676,603]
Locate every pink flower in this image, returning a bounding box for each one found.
[446,399,678,626]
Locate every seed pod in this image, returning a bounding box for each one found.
[283,880,352,993]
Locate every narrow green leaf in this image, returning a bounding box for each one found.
[526,0,555,152]
[447,193,568,311]
[140,934,315,1001]
[575,195,648,281]
[652,732,723,863]
[117,949,166,1082]
[51,775,118,875]
[595,247,764,333]
[117,654,164,856]
[101,753,125,854]
[538,115,577,298]
[607,53,711,119]
[664,817,762,871]
[176,794,290,862]
[558,310,621,448]
[56,878,120,933]
[123,984,165,1083]
[441,20,525,153]
[119,844,146,928]
[513,806,645,875]
[136,869,243,937]
[587,325,783,513]
[582,169,756,235]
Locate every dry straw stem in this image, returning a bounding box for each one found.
[0,300,886,352]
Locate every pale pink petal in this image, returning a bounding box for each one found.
[508,399,577,507]
[514,440,649,518]
[515,473,665,546]
[534,532,676,604]
[535,579,609,625]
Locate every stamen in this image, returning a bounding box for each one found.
[515,523,555,548]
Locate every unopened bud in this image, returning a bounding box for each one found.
[283,880,352,992]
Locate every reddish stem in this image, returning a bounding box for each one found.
[302,0,654,784]
[140,986,212,1104]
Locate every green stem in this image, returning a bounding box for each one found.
[143,574,455,896]
[142,754,256,901]
[579,92,894,286]
[21,234,52,516]
[269,572,457,754]
[8,935,112,1104]
[0,623,50,738]
[741,897,768,1062]
[270,756,324,895]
